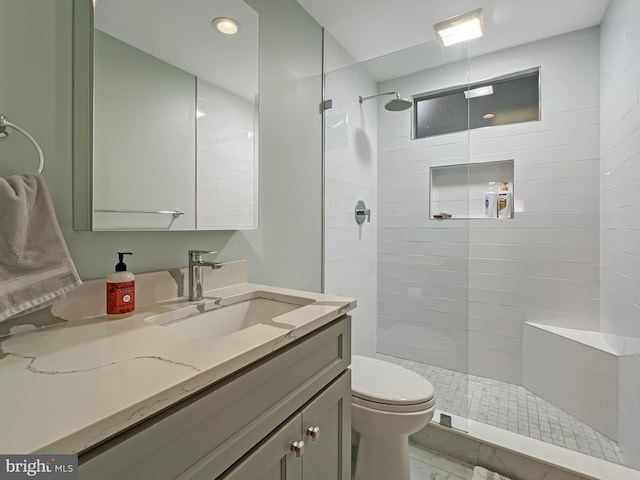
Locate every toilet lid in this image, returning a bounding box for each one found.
[351,355,435,406]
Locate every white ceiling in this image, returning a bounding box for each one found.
[296,0,611,63]
[95,0,259,101]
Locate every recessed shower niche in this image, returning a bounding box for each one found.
[429,159,514,220]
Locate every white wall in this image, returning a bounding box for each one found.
[220,0,323,293]
[0,0,57,180]
[196,79,257,230]
[378,28,601,384]
[324,33,378,355]
[599,0,640,468]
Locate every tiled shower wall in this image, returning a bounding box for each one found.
[378,28,601,384]
[600,0,640,468]
[324,34,378,355]
[196,79,257,230]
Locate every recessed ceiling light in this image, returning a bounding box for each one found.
[465,85,494,99]
[434,9,485,47]
[212,17,240,35]
[482,113,495,119]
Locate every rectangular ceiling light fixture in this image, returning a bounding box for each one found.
[464,85,493,99]
[434,9,485,47]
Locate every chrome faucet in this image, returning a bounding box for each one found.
[188,250,224,301]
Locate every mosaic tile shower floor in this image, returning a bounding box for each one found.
[375,353,627,466]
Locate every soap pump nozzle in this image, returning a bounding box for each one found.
[115,252,133,272]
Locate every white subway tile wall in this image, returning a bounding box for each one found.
[600,0,640,469]
[324,34,378,355]
[196,78,257,229]
[377,28,601,384]
[376,47,471,376]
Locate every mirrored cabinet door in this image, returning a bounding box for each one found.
[73,0,259,231]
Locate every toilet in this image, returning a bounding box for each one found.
[351,355,436,480]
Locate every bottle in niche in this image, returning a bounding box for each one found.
[106,252,135,319]
[498,181,513,218]
[484,182,498,218]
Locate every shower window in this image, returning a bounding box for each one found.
[413,67,540,139]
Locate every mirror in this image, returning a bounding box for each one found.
[73,0,259,231]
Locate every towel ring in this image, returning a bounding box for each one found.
[0,114,45,174]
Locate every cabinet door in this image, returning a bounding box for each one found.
[302,371,351,480]
[219,414,303,480]
[220,371,351,480]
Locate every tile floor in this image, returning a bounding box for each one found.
[352,441,475,480]
[376,353,627,466]
[410,442,474,480]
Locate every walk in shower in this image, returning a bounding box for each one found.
[322,17,639,478]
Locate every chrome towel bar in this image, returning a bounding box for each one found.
[94,209,185,219]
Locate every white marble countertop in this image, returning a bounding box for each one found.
[0,279,355,455]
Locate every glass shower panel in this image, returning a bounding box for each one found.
[322,35,470,433]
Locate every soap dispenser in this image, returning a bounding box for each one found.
[498,181,513,218]
[106,252,135,319]
[484,182,498,218]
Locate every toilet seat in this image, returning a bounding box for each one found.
[351,355,435,413]
[352,394,436,413]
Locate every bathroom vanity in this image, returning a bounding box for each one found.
[0,262,355,480]
[80,316,351,479]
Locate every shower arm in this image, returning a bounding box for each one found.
[358,91,400,104]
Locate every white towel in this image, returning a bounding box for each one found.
[0,174,81,322]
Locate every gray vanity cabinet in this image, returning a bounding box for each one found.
[221,371,351,480]
[78,316,351,480]
[221,415,302,480]
[302,371,350,480]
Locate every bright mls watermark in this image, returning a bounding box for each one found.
[0,455,77,479]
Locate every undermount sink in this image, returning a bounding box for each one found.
[146,296,312,340]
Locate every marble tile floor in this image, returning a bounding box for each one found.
[410,442,474,480]
[375,353,627,466]
[352,441,475,480]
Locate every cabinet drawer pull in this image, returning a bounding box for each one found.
[306,426,320,441]
[291,440,305,457]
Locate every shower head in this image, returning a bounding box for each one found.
[358,91,412,112]
[384,97,412,111]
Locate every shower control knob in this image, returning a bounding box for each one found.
[306,426,320,441]
[355,200,371,225]
[291,440,305,457]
